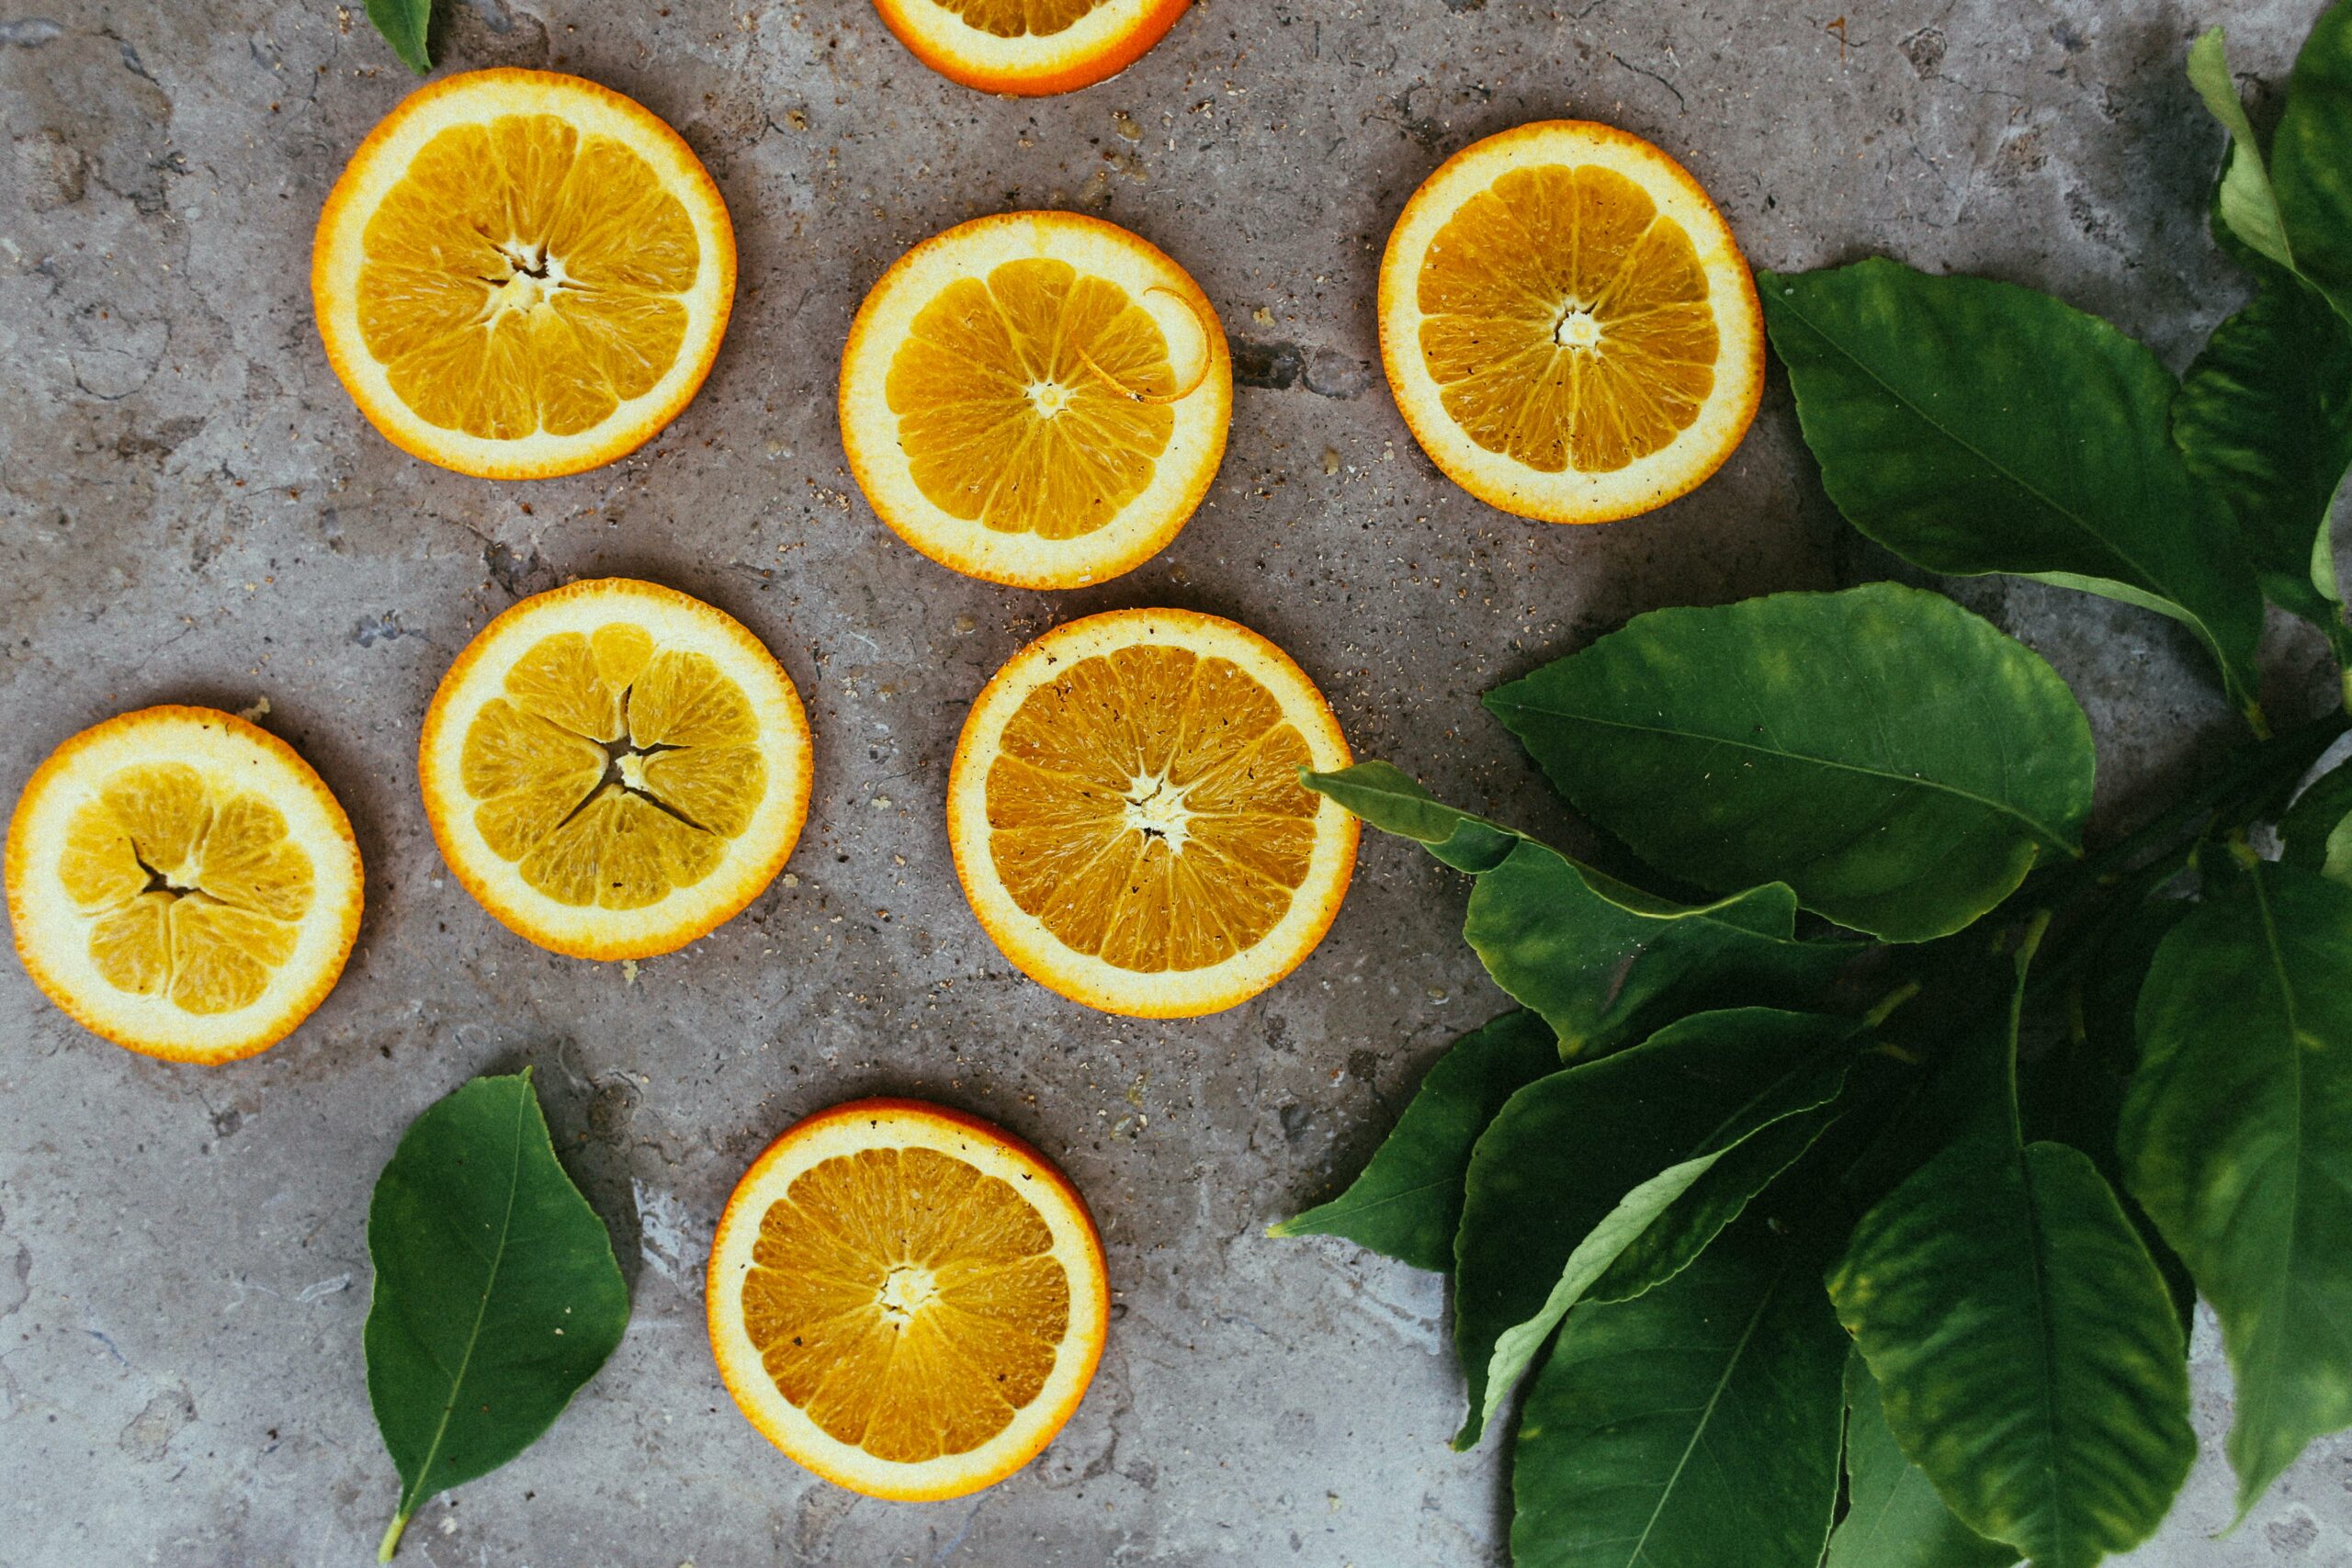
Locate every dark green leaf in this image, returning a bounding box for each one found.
[1511,1215,1847,1568]
[1827,942,2194,1568]
[2173,263,2352,637]
[1760,259,2267,717]
[366,1070,628,1560]
[1826,1350,2018,1568]
[2188,28,2296,272]
[2279,761,2352,882]
[1305,765,1857,1056]
[1453,1009,1853,1447]
[2273,0,2352,324]
[2121,856,2352,1516]
[1269,1010,1556,1271]
[1486,583,2096,942]
[366,0,435,75]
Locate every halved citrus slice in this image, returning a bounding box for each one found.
[946,608,1356,1017]
[1379,120,1764,524]
[871,0,1192,96]
[840,212,1231,590]
[707,1098,1110,1500]
[5,707,364,1064]
[417,579,811,961]
[312,68,736,479]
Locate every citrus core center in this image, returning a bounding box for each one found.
[876,1264,940,1325]
[1026,380,1075,418]
[1123,773,1192,852]
[1555,306,1603,350]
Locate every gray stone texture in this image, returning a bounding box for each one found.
[3,0,2350,1562]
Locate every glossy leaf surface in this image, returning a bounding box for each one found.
[1487,584,2095,942]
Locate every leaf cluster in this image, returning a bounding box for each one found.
[1274,9,2352,1565]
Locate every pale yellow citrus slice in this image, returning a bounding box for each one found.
[707,1098,1110,1501]
[417,579,811,961]
[1379,120,1764,524]
[871,0,1193,96]
[312,68,735,479]
[840,211,1231,590]
[946,608,1356,1017]
[5,707,364,1064]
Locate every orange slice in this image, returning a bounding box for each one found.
[840,212,1231,590]
[312,68,736,479]
[5,707,363,1064]
[707,1098,1110,1500]
[871,0,1193,96]
[1379,120,1764,524]
[417,579,812,961]
[946,608,1356,1017]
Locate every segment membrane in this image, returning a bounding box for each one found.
[59,765,316,1010]
[984,645,1317,972]
[740,1145,1070,1461]
[356,114,699,440]
[458,625,768,907]
[886,258,1175,539]
[1417,163,1718,474]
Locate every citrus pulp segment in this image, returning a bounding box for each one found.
[707,1098,1109,1500]
[1378,120,1764,524]
[870,0,1193,96]
[5,707,364,1064]
[312,68,736,479]
[840,211,1231,589]
[946,608,1356,1018]
[417,579,811,961]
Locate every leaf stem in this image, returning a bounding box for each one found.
[378,1510,409,1562]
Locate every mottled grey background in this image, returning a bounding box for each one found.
[2,0,2348,1562]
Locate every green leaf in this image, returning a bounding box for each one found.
[2120,856,2352,1516]
[1827,941,2195,1568]
[365,0,435,75]
[1510,1213,1848,1568]
[1452,1009,1853,1447]
[1269,1010,1557,1271]
[1760,259,2267,718]
[2173,262,2352,638]
[2188,28,2297,272]
[1486,583,2096,942]
[366,1070,628,1560]
[1826,1350,2018,1568]
[2273,0,2352,324]
[1305,765,1857,1056]
[2280,761,2352,881]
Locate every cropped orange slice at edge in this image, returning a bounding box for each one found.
[1378,119,1765,524]
[4,706,364,1064]
[417,578,812,961]
[707,1098,1110,1501]
[871,0,1194,96]
[946,607,1357,1018]
[312,68,736,479]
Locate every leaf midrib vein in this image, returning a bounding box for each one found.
[1489,699,2079,849]
[1620,1262,1783,1568]
[399,1087,530,1520]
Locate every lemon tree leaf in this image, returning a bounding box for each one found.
[366,1069,628,1560]
[1486,584,2096,943]
[2173,261,2352,639]
[1305,764,1857,1056]
[1269,1010,1557,1272]
[2273,0,2352,325]
[1827,945,2194,1568]
[1826,1350,2018,1568]
[1760,260,2267,718]
[2120,857,2352,1517]
[365,0,435,75]
[1452,1009,1852,1448]
[2279,762,2352,875]
[2188,28,2296,273]
[1510,1213,1848,1568]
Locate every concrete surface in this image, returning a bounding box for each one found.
[3,0,2350,1562]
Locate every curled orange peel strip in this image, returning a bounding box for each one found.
[1075,287,1215,405]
